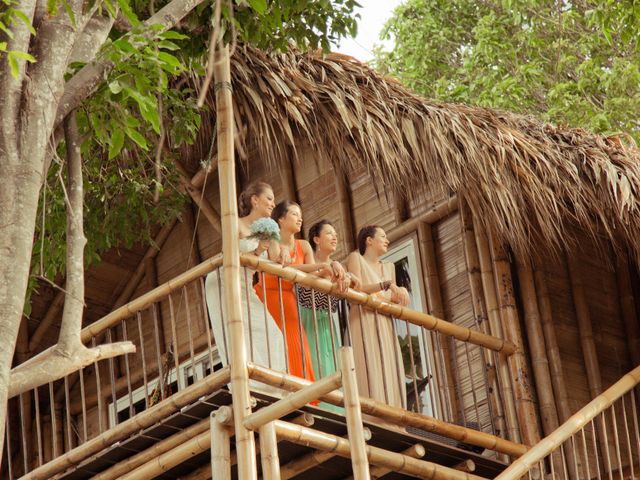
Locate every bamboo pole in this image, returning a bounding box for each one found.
[489,235,541,447]
[211,408,233,480]
[176,162,222,232]
[214,44,257,480]
[347,444,425,480]
[616,253,640,366]
[453,459,476,473]
[80,254,223,342]
[340,347,370,480]
[280,154,299,204]
[417,221,456,422]
[472,219,520,444]
[247,363,528,457]
[91,414,211,480]
[273,420,488,480]
[514,256,559,436]
[531,258,572,424]
[280,428,372,479]
[20,367,230,480]
[495,364,640,480]
[242,254,515,355]
[460,203,505,437]
[566,254,602,399]
[244,371,342,430]
[16,319,32,470]
[387,196,458,243]
[183,202,203,265]
[259,422,281,480]
[334,171,356,251]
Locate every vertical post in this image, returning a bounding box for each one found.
[334,171,356,252]
[214,45,257,479]
[417,221,460,423]
[259,422,281,480]
[340,347,370,480]
[616,253,640,367]
[459,202,506,438]
[490,234,541,447]
[515,256,559,436]
[473,219,521,444]
[211,409,232,480]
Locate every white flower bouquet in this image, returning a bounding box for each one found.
[248,218,280,242]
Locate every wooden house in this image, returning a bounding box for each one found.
[5,44,640,480]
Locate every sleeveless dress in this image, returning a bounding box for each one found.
[347,253,407,409]
[255,240,316,382]
[205,238,287,386]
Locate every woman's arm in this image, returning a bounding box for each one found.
[346,252,385,295]
[388,263,410,306]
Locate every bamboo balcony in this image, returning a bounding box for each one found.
[9,250,634,480]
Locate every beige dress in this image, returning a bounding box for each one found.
[347,253,407,409]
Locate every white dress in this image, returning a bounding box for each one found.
[205,238,287,388]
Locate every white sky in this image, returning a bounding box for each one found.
[334,0,405,62]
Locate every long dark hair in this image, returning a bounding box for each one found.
[271,200,300,224]
[238,181,272,217]
[357,225,382,255]
[308,219,333,251]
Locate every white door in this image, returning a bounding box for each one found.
[382,235,440,418]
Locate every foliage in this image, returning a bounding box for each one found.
[0,0,36,77]
[17,0,360,303]
[374,0,640,144]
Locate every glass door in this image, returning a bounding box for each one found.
[382,235,440,418]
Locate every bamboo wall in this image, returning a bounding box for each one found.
[14,146,640,474]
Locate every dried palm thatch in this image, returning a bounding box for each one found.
[188,45,640,260]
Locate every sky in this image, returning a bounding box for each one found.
[334,0,405,62]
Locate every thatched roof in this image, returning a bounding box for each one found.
[192,45,640,259]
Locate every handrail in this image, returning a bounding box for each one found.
[495,363,640,479]
[242,254,516,355]
[78,250,514,355]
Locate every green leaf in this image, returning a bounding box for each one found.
[116,0,140,26]
[10,50,36,62]
[0,41,7,52]
[7,50,35,78]
[158,40,180,51]
[108,80,123,94]
[157,51,183,69]
[108,128,125,159]
[103,0,117,19]
[247,0,268,15]
[159,30,188,40]
[62,0,76,27]
[125,127,148,149]
[10,8,36,35]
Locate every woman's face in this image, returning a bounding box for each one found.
[367,227,389,256]
[279,205,302,233]
[314,224,338,254]
[252,188,275,218]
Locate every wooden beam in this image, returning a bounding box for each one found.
[387,196,458,243]
[417,221,461,422]
[176,161,222,233]
[616,252,640,366]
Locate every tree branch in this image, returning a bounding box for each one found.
[8,111,136,398]
[54,0,208,130]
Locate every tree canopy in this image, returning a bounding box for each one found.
[374,0,640,144]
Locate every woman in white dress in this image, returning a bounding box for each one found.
[205,182,287,384]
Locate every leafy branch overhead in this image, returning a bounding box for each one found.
[4,0,360,298]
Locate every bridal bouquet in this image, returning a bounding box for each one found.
[248,218,280,242]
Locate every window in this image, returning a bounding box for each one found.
[382,235,441,418]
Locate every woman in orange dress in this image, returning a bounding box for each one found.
[255,201,345,381]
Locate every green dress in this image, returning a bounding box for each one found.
[297,286,343,413]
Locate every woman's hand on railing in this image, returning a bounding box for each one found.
[346,272,362,291]
[329,260,348,292]
[390,284,410,306]
[253,239,271,257]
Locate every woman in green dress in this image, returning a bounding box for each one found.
[298,220,358,385]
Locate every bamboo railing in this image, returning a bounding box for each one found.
[495,364,640,480]
[6,206,531,478]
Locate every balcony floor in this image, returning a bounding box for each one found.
[55,389,508,479]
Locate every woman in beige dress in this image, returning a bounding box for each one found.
[346,225,410,409]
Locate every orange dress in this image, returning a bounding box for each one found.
[255,240,316,381]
